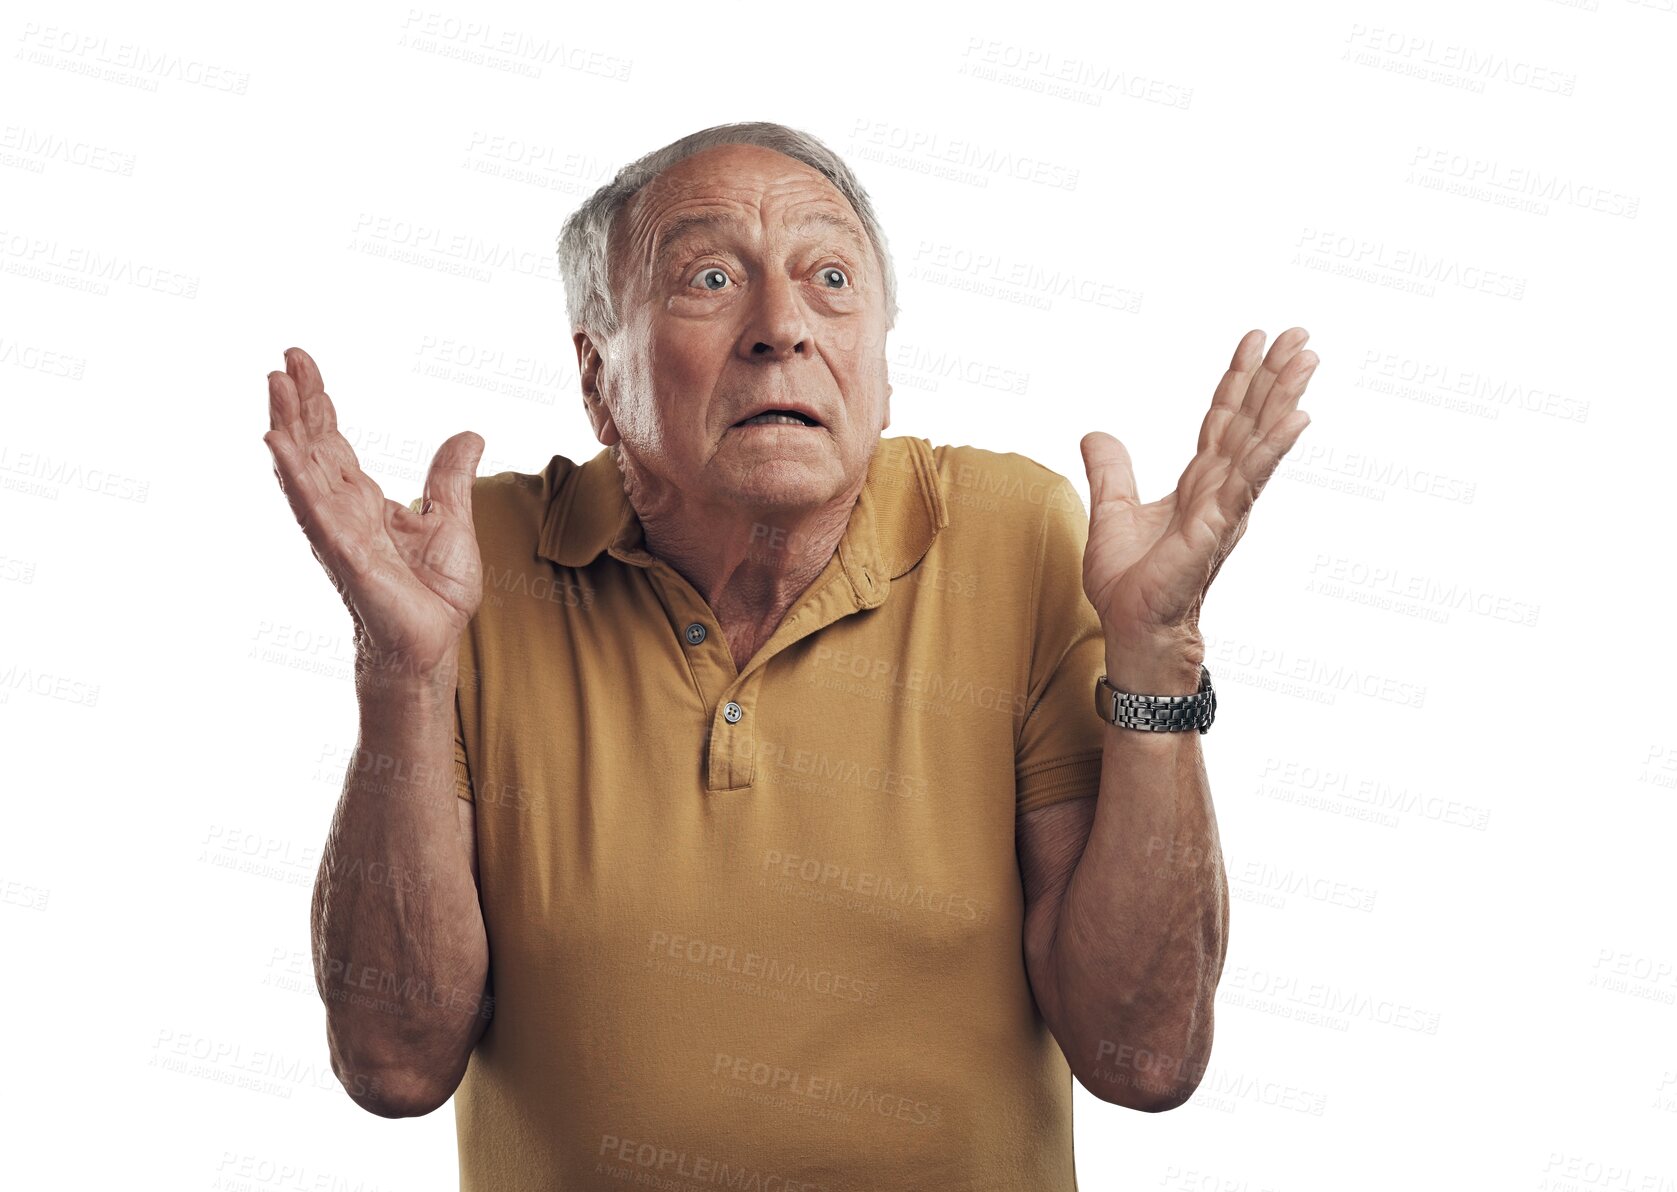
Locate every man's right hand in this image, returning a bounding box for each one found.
[264,346,485,672]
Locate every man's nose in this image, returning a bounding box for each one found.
[739,271,810,360]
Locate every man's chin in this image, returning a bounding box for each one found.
[719,460,842,512]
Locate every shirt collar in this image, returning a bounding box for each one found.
[537,435,948,602]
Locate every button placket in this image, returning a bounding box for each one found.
[646,566,732,711]
[708,668,764,791]
[652,579,755,791]
[642,480,895,793]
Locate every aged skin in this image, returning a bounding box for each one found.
[574,142,898,673]
[1026,327,1318,1110]
[265,136,1319,1117]
[266,345,489,1118]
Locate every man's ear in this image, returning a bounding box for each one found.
[574,330,620,447]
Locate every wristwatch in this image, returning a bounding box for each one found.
[1094,665,1216,734]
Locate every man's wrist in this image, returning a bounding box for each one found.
[1102,629,1205,696]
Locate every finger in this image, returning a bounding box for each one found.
[284,346,337,438]
[1247,409,1310,502]
[267,368,300,437]
[273,348,369,490]
[420,431,486,520]
[1253,348,1318,440]
[1079,430,1138,516]
[1241,327,1310,423]
[1214,408,1311,523]
[263,371,360,543]
[264,369,307,475]
[1199,329,1266,456]
[264,423,343,547]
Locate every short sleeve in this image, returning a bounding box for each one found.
[409,495,476,804]
[1014,476,1107,816]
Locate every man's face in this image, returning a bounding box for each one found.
[579,142,892,514]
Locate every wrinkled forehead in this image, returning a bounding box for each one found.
[612,146,864,274]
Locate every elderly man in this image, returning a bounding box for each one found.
[265,121,1317,1189]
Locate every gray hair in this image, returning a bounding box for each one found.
[556,121,899,340]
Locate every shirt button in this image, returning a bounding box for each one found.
[723,701,743,724]
[684,622,707,645]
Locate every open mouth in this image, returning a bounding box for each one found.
[733,409,821,428]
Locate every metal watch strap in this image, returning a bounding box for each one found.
[1094,664,1215,734]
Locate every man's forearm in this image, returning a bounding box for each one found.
[1050,634,1228,1111]
[309,648,490,1117]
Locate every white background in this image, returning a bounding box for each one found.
[3,0,1674,1188]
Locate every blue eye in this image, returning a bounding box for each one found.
[820,267,849,288]
[692,267,731,291]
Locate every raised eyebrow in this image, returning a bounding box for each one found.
[651,212,741,272]
[788,209,870,256]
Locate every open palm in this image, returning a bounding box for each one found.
[264,346,485,669]
[1079,328,1318,641]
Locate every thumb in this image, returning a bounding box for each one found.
[423,431,485,519]
[1079,430,1138,516]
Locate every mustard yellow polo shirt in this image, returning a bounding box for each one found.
[409,433,1108,1190]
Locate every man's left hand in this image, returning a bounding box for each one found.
[1078,327,1319,666]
